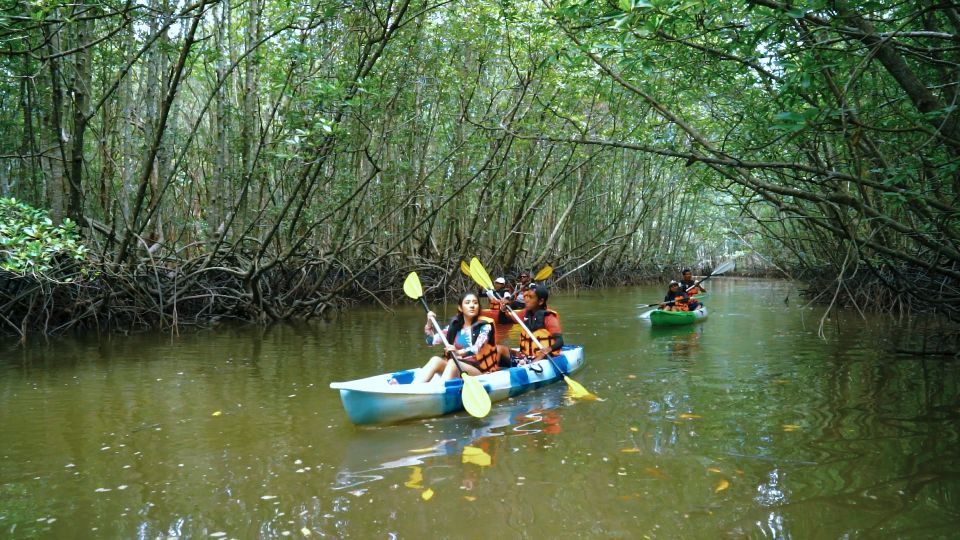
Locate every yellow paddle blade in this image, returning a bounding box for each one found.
[460,260,472,277]
[460,374,491,418]
[468,258,494,290]
[403,272,423,300]
[533,264,554,282]
[563,375,598,401]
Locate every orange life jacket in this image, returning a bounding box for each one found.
[518,309,561,358]
[448,316,500,373]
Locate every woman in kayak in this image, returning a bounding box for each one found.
[661,281,692,312]
[414,292,501,383]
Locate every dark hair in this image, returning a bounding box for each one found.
[533,284,549,304]
[681,268,691,274]
[446,292,479,342]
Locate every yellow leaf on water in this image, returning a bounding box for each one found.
[707,467,722,473]
[679,413,702,420]
[715,479,730,493]
[462,446,492,467]
[464,495,476,502]
[620,448,640,453]
[783,424,801,432]
[628,374,637,379]
[408,446,437,454]
[211,411,222,417]
[630,427,639,432]
[301,527,312,537]
[404,467,423,489]
[421,488,434,501]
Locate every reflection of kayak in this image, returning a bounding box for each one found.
[330,345,585,425]
[649,306,708,326]
[333,390,564,490]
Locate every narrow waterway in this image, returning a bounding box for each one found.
[1,279,958,538]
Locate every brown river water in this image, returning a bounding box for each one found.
[1,279,958,538]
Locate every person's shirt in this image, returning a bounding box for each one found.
[426,321,492,357]
[680,279,704,294]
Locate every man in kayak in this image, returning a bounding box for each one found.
[498,284,564,366]
[492,276,509,299]
[680,268,706,295]
[512,271,532,298]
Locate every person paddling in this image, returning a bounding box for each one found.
[413,292,500,383]
[498,284,564,366]
[661,281,692,312]
[679,268,706,295]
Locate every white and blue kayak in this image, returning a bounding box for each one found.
[330,345,585,425]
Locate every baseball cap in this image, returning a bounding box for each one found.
[494,277,506,285]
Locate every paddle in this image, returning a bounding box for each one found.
[402,272,492,418]
[639,260,735,316]
[469,257,596,400]
[533,264,554,282]
[460,260,472,277]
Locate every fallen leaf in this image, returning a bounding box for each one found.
[644,467,667,479]
[707,467,722,473]
[408,447,437,454]
[620,448,641,453]
[462,446,492,467]
[464,495,476,502]
[301,527,312,537]
[627,374,637,379]
[421,488,434,501]
[630,427,639,432]
[715,479,730,493]
[679,413,702,420]
[783,424,801,432]
[404,467,423,489]
[212,411,222,417]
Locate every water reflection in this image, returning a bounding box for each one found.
[334,389,565,492]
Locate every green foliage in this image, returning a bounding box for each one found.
[0,198,88,278]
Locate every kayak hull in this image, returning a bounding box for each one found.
[330,345,585,425]
[649,306,709,326]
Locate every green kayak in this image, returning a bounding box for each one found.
[649,306,709,326]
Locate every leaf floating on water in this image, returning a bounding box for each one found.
[620,448,640,453]
[261,495,278,500]
[464,495,476,502]
[404,466,423,489]
[630,427,639,432]
[715,479,730,493]
[212,411,222,417]
[679,413,702,420]
[644,467,667,479]
[301,527,312,536]
[408,447,437,454]
[627,374,637,379]
[462,446,492,467]
[421,488,434,501]
[783,424,801,432]
[210,533,227,538]
[773,379,791,385]
[707,467,722,474]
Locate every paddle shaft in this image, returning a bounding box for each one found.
[418,297,469,377]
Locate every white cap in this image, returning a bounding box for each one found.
[494,277,506,284]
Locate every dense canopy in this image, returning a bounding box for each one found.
[2,0,959,335]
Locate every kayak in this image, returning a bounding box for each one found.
[649,306,709,326]
[330,345,585,425]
